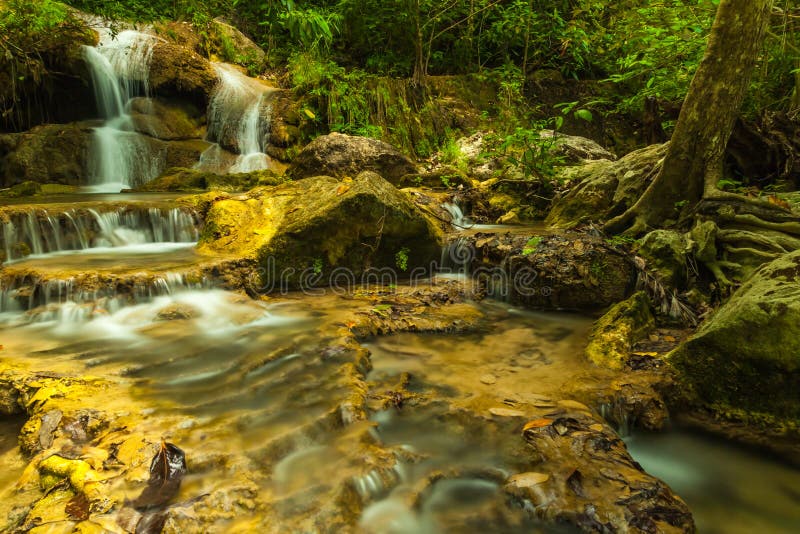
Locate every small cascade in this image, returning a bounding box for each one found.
[199,63,274,173]
[439,235,473,275]
[83,30,163,192]
[441,201,472,228]
[1,207,198,262]
[0,272,208,318]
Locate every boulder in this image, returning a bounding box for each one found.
[287,133,417,184]
[0,122,94,187]
[444,231,635,310]
[128,97,205,140]
[546,143,668,229]
[539,129,617,163]
[212,19,266,67]
[638,230,690,288]
[585,291,655,370]
[670,250,800,422]
[149,42,218,107]
[198,171,442,289]
[142,138,212,171]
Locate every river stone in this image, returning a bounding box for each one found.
[585,291,655,370]
[670,250,800,422]
[149,42,218,107]
[198,171,443,289]
[0,122,94,188]
[287,133,418,185]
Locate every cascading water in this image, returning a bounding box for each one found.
[0,207,198,262]
[199,63,274,173]
[83,30,163,192]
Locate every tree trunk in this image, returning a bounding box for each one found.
[604,0,774,235]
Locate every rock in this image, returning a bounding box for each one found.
[397,166,471,189]
[446,231,635,311]
[539,129,617,163]
[212,19,266,67]
[0,122,94,188]
[546,143,668,229]
[198,171,443,289]
[0,181,42,198]
[585,291,655,370]
[149,42,218,107]
[480,374,497,385]
[516,408,695,533]
[155,303,201,321]
[287,133,418,184]
[670,250,800,423]
[145,138,214,171]
[638,230,690,288]
[136,167,285,192]
[128,97,205,140]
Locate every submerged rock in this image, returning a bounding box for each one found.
[670,250,800,425]
[287,133,418,184]
[198,171,443,289]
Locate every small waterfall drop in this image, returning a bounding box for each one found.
[1,207,198,263]
[441,202,472,228]
[83,30,163,192]
[199,63,273,173]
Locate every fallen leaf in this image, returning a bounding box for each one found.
[632,351,658,357]
[507,472,550,488]
[66,492,90,521]
[489,407,525,417]
[132,441,186,511]
[663,335,676,342]
[523,418,553,432]
[303,108,316,119]
[589,424,604,432]
[336,184,350,196]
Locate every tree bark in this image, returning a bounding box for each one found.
[604,0,775,235]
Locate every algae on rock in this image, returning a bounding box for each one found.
[585,291,655,370]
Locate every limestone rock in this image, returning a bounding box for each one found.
[287,133,418,184]
[149,42,218,107]
[540,129,617,163]
[0,122,94,188]
[137,167,285,192]
[638,230,690,288]
[128,97,205,141]
[546,143,668,229]
[585,291,655,370]
[198,171,442,289]
[670,250,800,423]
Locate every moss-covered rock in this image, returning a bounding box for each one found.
[0,122,94,188]
[638,230,690,289]
[198,171,442,288]
[546,143,667,229]
[670,250,800,423]
[287,133,417,184]
[138,167,285,192]
[585,291,655,370]
[128,97,205,141]
[539,129,617,163]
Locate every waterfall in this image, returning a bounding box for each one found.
[441,202,472,228]
[83,30,163,192]
[200,63,273,173]
[0,207,198,262]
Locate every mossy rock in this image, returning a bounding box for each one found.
[149,42,218,108]
[546,143,667,229]
[670,250,800,423]
[585,291,655,370]
[198,171,443,289]
[0,181,41,198]
[128,97,205,141]
[638,230,689,289]
[138,167,285,192]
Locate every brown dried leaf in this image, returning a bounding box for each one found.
[66,492,90,521]
[522,418,553,432]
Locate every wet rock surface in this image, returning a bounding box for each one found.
[446,230,635,311]
[287,132,418,184]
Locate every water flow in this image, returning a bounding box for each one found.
[83,31,163,192]
[441,202,472,228]
[1,207,197,262]
[201,63,273,173]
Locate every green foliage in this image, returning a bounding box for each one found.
[522,237,541,256]
[395,247,410,272]
[312,257,323,276]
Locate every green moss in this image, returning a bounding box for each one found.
[585,291,654,370]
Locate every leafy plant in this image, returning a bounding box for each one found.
[522,237,542,256]
[395,247,410,272]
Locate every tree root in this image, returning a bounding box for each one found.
[716,229,795,253]
[722,245,782,260]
